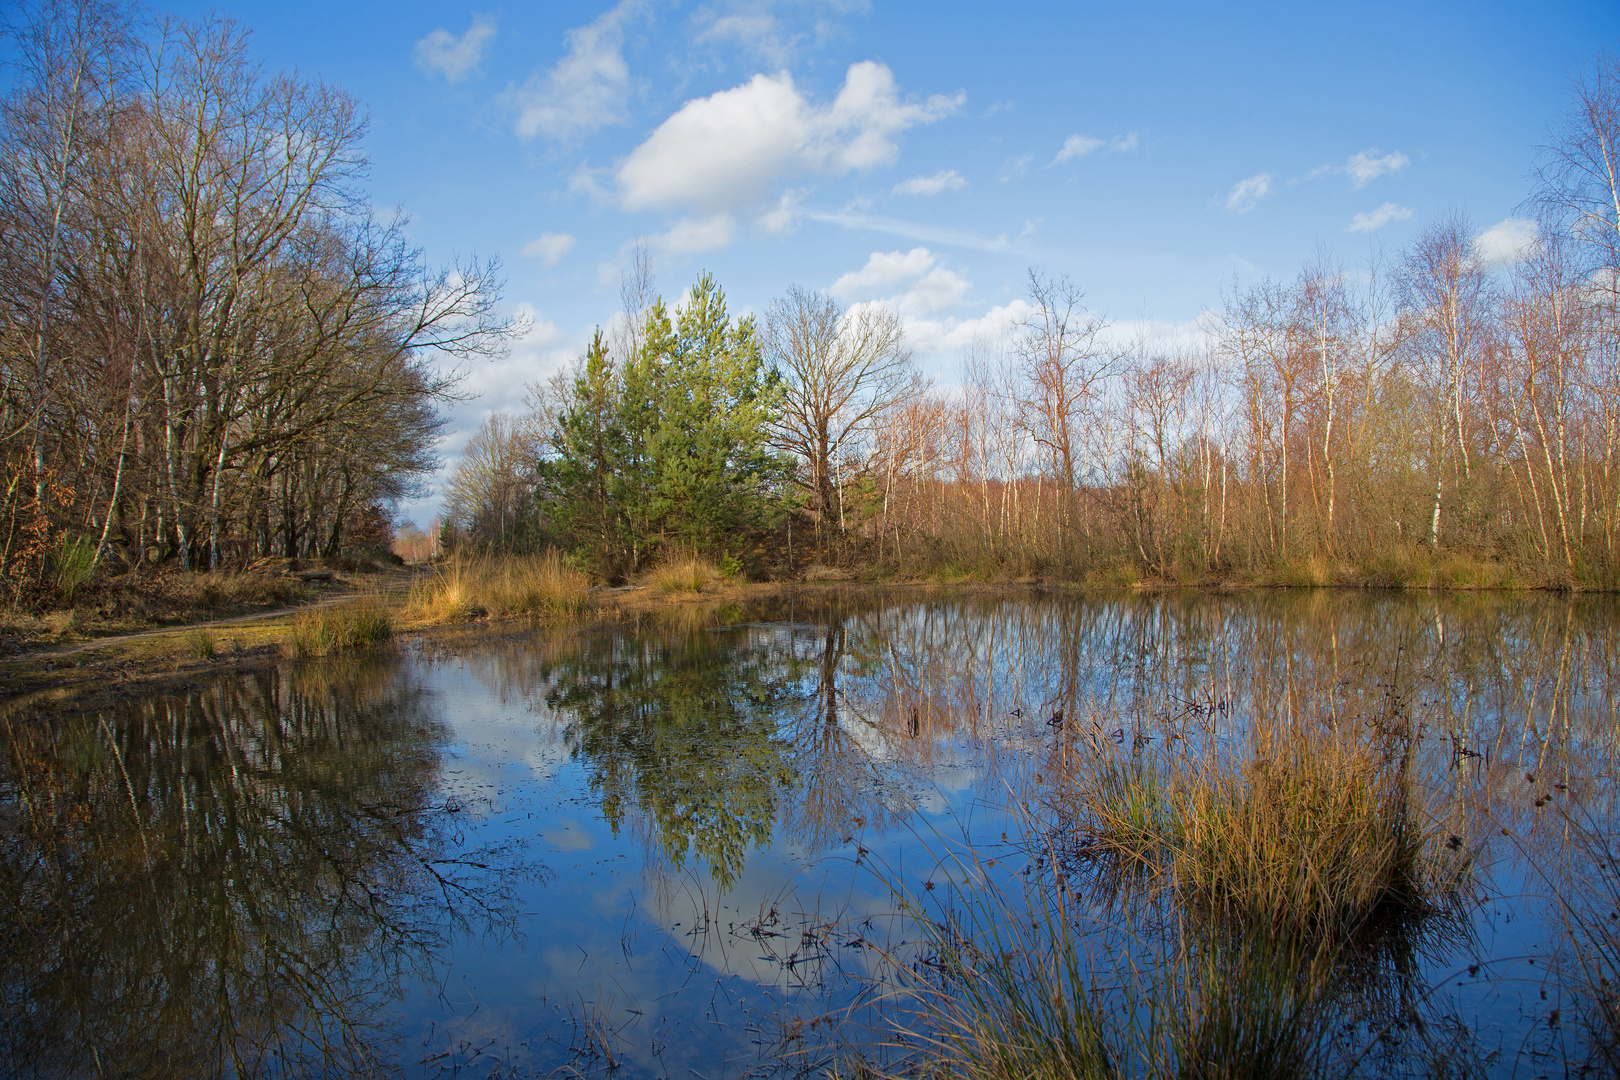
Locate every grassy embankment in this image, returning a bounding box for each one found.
[1,540,1602,701]
[0,552,755,695]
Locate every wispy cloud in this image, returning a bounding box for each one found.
[1346,149,1409,187]
[1310,148,1410,188]
[1224,173,1272,214]
[997,153,1033,182]
[1053,131,1138,164]
[654,213,738,255]
[1346,202,1413,233]
[413,14,497,82]
[503,0,641,140]
[521,232,576,265]
[802,207,1015,254]
[694,10,794,66]
[1055,134,1102,161]
[893,169,967,196]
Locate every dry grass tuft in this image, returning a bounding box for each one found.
[407,553,590,624]
[1058,720,1447,943]
[195,571,311,611]
[891,852,1344,1080]
[648,556,723,595]
[182,628,217,660]
[285,596,393,658]
[39,609,80,640]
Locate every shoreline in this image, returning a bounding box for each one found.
[2,572,1614,705]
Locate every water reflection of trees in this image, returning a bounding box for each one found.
[534,628,801,891]
[0,660,519,1079]
[456,592,1620,904]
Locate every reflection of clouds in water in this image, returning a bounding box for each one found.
[419,661,571,810]
[396,591,1620,1073]
[645,851,899,991]
[542,819,596,852]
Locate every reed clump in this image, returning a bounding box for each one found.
[407,553,590,624]
[286,596,393,658]
[1061,722,1444,943]
[182,628,216,659]
[647,555,724,595]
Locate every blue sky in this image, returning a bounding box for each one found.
[163,0,1616,525]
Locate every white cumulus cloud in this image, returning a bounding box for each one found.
[504,0,640,139]
[1225,173,1272,214]
[830,247,938,296]
[893,169,966,196]
[616,61,962,214]
[521,232,576,265]
[1346,202,1414,233]
[1475,217,1540,268]
[830,247,969,321]
[413,15,497,82]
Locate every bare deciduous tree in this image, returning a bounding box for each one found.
[766,285,913,539]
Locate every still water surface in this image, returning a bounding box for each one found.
[4,589,1619,1077]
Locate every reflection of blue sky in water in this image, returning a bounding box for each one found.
[180,593,1620,1074]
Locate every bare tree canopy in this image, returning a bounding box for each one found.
[0,1,516,596]
[765,284,914,536]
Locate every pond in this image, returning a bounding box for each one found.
[3,589,1619,1078]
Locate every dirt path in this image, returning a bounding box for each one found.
[3,574,420,664]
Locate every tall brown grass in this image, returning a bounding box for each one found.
[285,596,393,658]
[1056,720,1450,943]
[886,847,1346,1080]
[195,571,311,610]
[407,552,590,624]
[869,715,1461,1080]
[647,555,725,595]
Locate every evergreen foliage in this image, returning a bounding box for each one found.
[538,274,790,577]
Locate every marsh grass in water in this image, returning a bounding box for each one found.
[408,553,590,623]
[286,596,393,658]
[850,712,1474,1079]
[1053,719,1458,945]
[878,850,1351,1080]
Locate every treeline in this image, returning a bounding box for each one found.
[0,0,510,605]
[448,58,1620,589]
